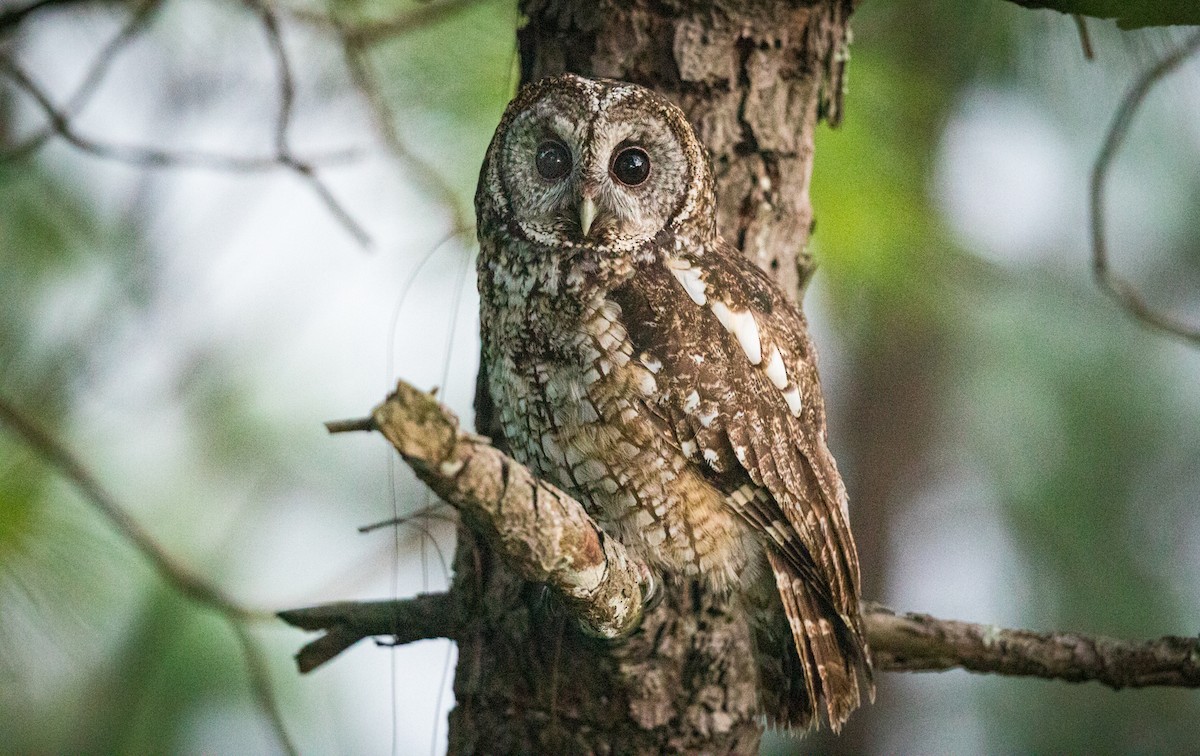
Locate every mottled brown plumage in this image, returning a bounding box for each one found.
[476,74,873,731]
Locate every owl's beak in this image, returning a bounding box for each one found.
[579,196,598,238]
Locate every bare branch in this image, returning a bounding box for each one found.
[230,621,299,756]
[325,416,376,433]
[275,0,486,49]
[0,55,356,170]
[279,593,460,673]
[366,380,649,639]
[869,605,1200,689]
[3,0,164,160]
[340,41,472,234]
[252,0,372,247]
[357,501,454,533]
[0,397,260,618]
[345,0,484,48]
[1090,29,1200,347]
[280,593,1200,691]
[0,397,296,755]
[2,0,370,246]
[289,382,1200,690]
[0,0,91,33]
[1072,14,1094,61]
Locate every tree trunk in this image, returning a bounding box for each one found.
[451,1,854,751]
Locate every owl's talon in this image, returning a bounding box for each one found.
[640,567,664,613]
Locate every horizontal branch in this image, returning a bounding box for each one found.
[868,605,1200,689]
[280,594,1200,690]
[287,380,1200,691]
[279,593,460,673]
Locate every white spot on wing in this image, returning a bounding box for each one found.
[710,301,736,331]
[639,353,662,373]
[782,385,802,416]
[681,440,697,457]
[683,390,700,412]
[764,346,788,389]
[667,259,708,305]
[710,301,762,365]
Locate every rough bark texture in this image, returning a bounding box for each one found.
[453,1,853,752]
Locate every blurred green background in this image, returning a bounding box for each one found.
[1,0,1197,753]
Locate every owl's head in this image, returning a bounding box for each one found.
[477,74,714,253]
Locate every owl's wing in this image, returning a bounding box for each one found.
[608,241,872,728]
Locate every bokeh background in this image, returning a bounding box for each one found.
[1,0,1198,753]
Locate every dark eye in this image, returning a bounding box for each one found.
[611,146,650,186]
[535,140,571,180]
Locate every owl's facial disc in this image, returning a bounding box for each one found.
[494,77,699,249]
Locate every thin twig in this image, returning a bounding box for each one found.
[1090,29,1200,346]
[0,0,90,33]
[252,0,373,247]
[346,0,483,48]
[0,397,296,755]
[358,501,455,533]
[325,416,376,433]
[0,55,358,170]
[230,622,299,755]
[274,0,486,49]
[1072,14,1094,61]
[0,398,260,618]
[3,0,164,159]
[340,41,471,233]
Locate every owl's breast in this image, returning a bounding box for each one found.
[482,287,759,590]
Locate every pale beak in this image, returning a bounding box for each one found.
[579,196,598,238]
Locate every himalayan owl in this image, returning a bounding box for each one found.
[475,73,872,732]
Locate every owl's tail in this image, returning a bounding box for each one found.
[761,549,874,732]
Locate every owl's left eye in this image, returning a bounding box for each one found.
[535,140,572,180]
[611,147,651,186]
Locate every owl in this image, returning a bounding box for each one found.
[475,73,873,732]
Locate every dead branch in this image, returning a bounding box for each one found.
[339,41,473,234]
[2,0,164,160]
[327,380,650,639]
[0,6,371,246]
[280,593,1200,691]
[276,0,487,49]
[869,605,1200,689]
[251,0,372,246]
[288,379,1200,691]
[0,397,297,756]
[0,56,354,170]
[0,0,91,33]
[1090,29,1200,347]
[279,593,461,673]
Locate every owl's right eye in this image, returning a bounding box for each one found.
[535,140,572,180]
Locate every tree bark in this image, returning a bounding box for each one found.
[454,1,853,752]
